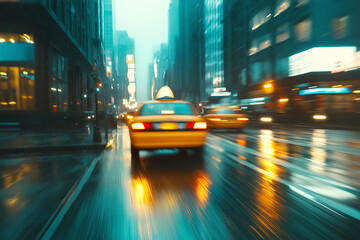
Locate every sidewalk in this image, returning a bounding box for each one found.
[0,126,116,155]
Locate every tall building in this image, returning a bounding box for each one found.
[103,0,117,111]
[204,0,224,96]
[171,0,205,104]
[168,0,180,92]
[151,44,169,99]
[223,0,246,97]
[116,31,135,110]
[0,0,106,128]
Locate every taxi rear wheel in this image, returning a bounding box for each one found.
[131,146,139,160]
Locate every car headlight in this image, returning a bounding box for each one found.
[313,114,327,120]
[260,117,272,122]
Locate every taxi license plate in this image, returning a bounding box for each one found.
[160,122,178,130]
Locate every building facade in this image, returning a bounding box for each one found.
[170,0,205,104]
[0,0,107,128]
[115,31,135,110]
[204,0,224,97]
[223,0,360,119]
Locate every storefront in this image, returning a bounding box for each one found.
[0,33,35,111]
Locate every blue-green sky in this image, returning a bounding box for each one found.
[115,0,170,102]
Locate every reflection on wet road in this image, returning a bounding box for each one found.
[50,126,360,239]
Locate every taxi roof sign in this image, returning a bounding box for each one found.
[155,86,175,100]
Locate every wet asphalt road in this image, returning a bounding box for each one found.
[2,125,360,239]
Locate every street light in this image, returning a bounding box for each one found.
[92,62,102,143]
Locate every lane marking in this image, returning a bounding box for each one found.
[36,154,103,240]
[207,135,360,221]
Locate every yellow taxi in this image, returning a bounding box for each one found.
[129,86,208,159]
[204,106,248,129]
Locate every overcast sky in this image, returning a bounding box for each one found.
[115,0,170,102]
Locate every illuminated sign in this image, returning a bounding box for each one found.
[214,87,226,93]
[299,87,351,95]
[289,47,357,76]
[126,54,134,64]
[128,77,135,83]
[127,69,135,79]
[128,63,135,69]
[128,83,136,95]
[106,66,111,77]
[210,92,231,97]
[240,97,270,105]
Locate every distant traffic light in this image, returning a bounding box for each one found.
[97,81,103,88]
[198,102,203,107]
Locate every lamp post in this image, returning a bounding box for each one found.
[92,62,102,142]
[105,72,110,141]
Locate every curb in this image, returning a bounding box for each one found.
[0,143,107,155]
[36,154,103,240]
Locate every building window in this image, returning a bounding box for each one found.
[275,57,289,78]
[332,16,348,39]
[259,34,272,51]
[296,0,310,7]
[274,0,290,17]
[50,51,68,112]
[0,66,35,111]
[276,23,290,43]
[249,40,258,56]
[251,8,271,31]
[295,19,312,42]
[0,33,34,44]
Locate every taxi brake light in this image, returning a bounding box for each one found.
[237,117,249,121]
[131,122,152,130]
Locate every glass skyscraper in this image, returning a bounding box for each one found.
[204,0,224,96]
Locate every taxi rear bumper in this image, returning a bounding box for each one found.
[130,130,207,149]
[208,121,247,129]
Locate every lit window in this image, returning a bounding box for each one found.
[249,40,258,56]
[274,0,290,17]
[295,19,312,42]
[0,66,35,111]
[251,8,271,31]
[332,16,348,39]
[259,35,272,51]
[276,23,290,43]
[296,0,310,7]
[0,33,34,44]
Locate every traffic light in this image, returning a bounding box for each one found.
[198,102,203,107]
[97,81,103,88]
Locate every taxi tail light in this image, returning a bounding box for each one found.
[131,122,152,130]
[237,117,249,121]
[186,122,207,130]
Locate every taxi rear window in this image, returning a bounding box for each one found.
[139,103,195,116]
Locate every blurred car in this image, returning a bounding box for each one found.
[204,106,248,129]
[83,111,95,124]
[129,86,208,159]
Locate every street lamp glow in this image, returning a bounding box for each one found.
[278,98,289,103]
[261,117,272,122]
[96,88,100,92]
[313,114,327,120]
[83,94,87,98]
[264,83,272,89]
